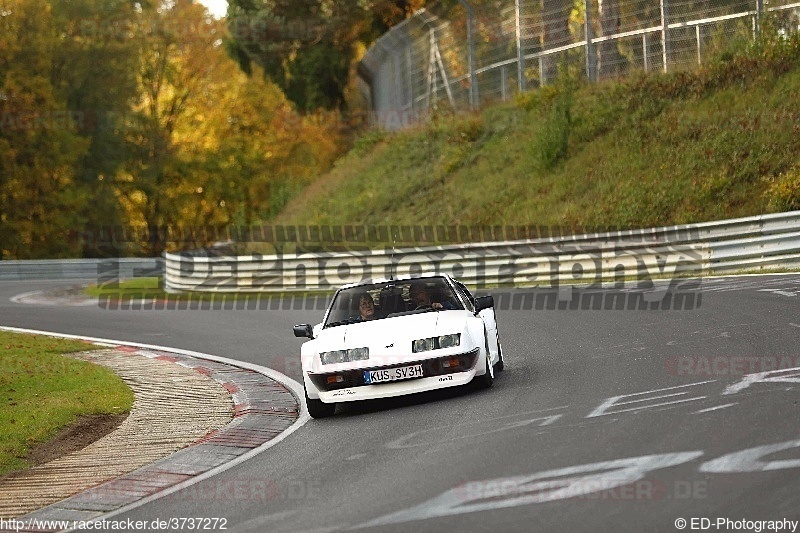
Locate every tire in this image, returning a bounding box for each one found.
[474,333,494,389]
[305,388,335,418]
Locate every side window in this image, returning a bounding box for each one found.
[452,280,475,312]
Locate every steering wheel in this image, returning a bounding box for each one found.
[415,304,433,310]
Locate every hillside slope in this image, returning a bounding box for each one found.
[275,32,800,235]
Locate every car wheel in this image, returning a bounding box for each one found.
[474,334,494,389]
[305,388,335,418]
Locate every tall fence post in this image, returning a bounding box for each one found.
[539,35,544,86]
[515,0,526,91]
[460,0,479,110]
[427,28,457,109]
[426,29,436,108]
[406,46,414,113]
[660,0,670,73]
[585,0,596,82]
[754,0,764,34]
[643,33,649,72]
[695,25,702,65]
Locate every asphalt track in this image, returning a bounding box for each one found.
[2,275,800,533]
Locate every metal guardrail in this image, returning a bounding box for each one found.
[0,258,163,282]
[163,211,800,293]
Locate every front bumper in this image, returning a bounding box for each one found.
[306,348,480,403]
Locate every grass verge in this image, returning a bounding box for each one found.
[271,21,800,244]
[0,330,133,476]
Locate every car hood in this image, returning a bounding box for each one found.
[306,310,474,366]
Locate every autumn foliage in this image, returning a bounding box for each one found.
[0,0,343,258]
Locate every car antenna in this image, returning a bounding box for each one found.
[389,227,398,280]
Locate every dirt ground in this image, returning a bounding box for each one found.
[1,413,127,482]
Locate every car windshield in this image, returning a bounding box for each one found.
[324,277,463,328]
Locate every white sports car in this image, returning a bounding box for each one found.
[293,274,504,418]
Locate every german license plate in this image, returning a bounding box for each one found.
[364,364,424,384]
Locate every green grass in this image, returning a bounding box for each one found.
[271,25,800,244]
[85,277,165,298]
[0,331,133,475]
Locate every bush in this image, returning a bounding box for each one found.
[352,129,387,156]
[765,168,800,211]
[534,88,572,169]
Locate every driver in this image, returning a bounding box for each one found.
[355,291,377,321]
[409,282,454,310]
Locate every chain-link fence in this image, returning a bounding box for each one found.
[358,0,800,128]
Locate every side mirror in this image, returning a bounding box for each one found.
[475,295,494,313]
[293,324,313,339]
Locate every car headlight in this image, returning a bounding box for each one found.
[412,333,460,353]
[349,347,370,361]
[320,347,370,365]
[320,350,346,365]
[438,334,461,349]
[412,338,435,353]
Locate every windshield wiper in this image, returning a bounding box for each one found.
[325,319,356,328]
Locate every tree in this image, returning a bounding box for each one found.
[0,0,346,258]
[225,0,425,112]
[118,0,228,255]
[176,65,340,231]
[50,0,142,255]
[0,0,90,259]
[117,0,342,253]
